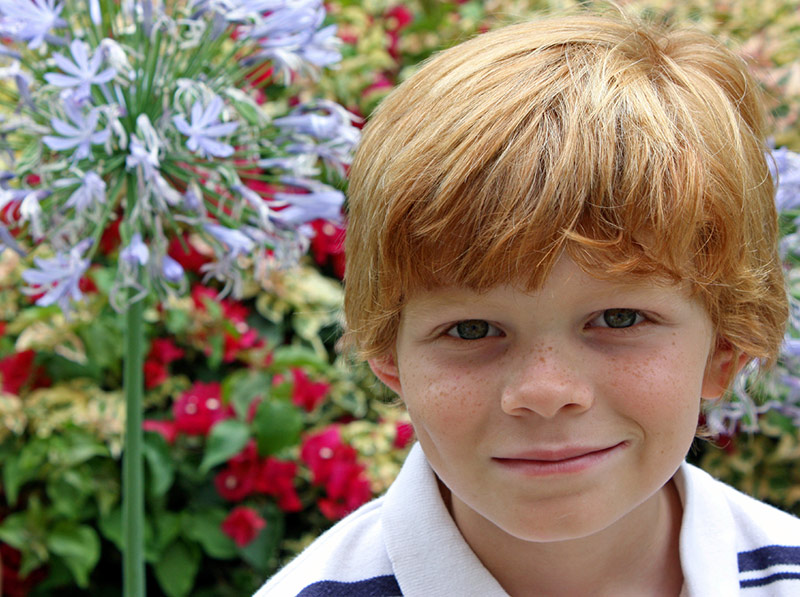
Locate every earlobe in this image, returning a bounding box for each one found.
[368,353,403,396]
[701,341,749,400]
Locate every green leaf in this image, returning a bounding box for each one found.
[199,420,251,474]
[46,522,100,588]
[153,540,201,597]
[16,138,41,174]
[181,509,237,560]
[252,400,303,456]
[98,507,122,551]
[239,505,283,572]
[223,369,272,419]
[208,333,224,370]
[270,345,328,370]
[143,431,176,497]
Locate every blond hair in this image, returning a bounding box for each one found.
[343,11,787,379]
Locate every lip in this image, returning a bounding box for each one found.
[492,442,627,476]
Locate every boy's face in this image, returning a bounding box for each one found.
[370,254,739,544]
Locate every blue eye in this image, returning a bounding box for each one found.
[447,320,501,339]
[599,309,643,328]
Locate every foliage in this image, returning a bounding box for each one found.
[0,248,410,595]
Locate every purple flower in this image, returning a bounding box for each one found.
[60,171,107,212]
[43,104,110,161]
[0,0,66,49]
[770,147,800,212]
[21,238,92,312]
[161,255,184,283]
[120,233,149,266]
[0,223,25,256]
[44,39,116,102]
[248,0,340,83]
[204,223,254,257]
[172,96,239,158]
[272,177,343,225]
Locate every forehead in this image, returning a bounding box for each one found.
[402,254,697,315]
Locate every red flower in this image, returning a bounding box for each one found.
[214,441,260,501]
[393,421,415,449]
[168,235,211,274]
[223,327,262,363]
[385,5,413,30]
[149,338,186,365]
[290,368,330,412]
[143,419,178,444]
[99,217,121,255]
[144,360,169,389]
[0,350,48,395]
[301,427,346,485]
[0,543,47,597]
[214,465,256,501]
[144,339,185,389]
[318,461,372,520]
[221,506,266,547]
[256,457,302,512]
[310,219,345,279]
[172,382,232,436]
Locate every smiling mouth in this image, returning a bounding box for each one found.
[492,442,626,475]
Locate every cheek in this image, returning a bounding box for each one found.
[400,358,493,431]
[604,344,705,433]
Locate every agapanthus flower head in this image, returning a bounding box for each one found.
[0,0,356,315]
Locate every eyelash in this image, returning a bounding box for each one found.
[444,309,649,340]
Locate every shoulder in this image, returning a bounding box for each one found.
[679,462,800,595]
[253,496,400,597]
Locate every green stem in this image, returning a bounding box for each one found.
[122,179,146,597]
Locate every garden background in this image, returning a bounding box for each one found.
[0,0,799,595]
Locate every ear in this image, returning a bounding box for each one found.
[701,340,749,400]
[368,353,403,396]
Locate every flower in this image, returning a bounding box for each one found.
[44,39,116,101]
[59,171,107,213]
[290,367,330,412]
[172,382,232,436]
[42,104,110,162]
[771,147,800,212]
[221,506,266,547]
[21,239,92,313]
[172,96,239,158]
[255,457,302,512]
[0,0,67,49]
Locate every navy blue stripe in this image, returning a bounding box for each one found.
[297,575,402,596]
[738,545,800,572]
[741,572,800,588]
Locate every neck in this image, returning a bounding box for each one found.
[447,480,684,597]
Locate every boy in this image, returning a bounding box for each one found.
[256,10,800,596]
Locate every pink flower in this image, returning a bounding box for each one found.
[172,382,232,436]
[143,419,178,444]
[256,457,302,512]
[214,441,259,501]
[393,421,415,449]
[290,368,330,412]
[221,506,266,547]
[318,461,372,520]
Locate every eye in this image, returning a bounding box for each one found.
[592,309,645,329]
[446,320,502,340]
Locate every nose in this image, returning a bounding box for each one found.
[500,343,594,418]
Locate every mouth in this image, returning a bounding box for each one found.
[492,442,626,476]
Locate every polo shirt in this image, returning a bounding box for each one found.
[255,443,800,596]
